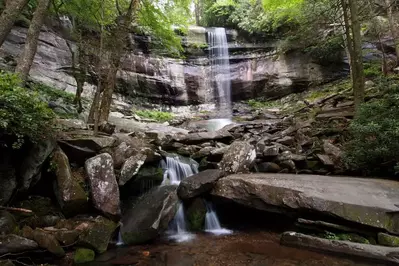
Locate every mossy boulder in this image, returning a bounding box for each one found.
[0,211,17,235]
[0,260,15,266]
[378,232,399,247]
[14,196,60,217]
[74,248,95,264]
[186,198,206,231]
[78,216,117,254]
[135,165,164,182]
[52,148,88,217]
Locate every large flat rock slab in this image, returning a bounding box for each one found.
[211,174,399,233]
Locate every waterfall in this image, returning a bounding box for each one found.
[205,201,233,235]
[208,27,232,119]
[161,155,199,186]
[163,155,198,242]
[167,202,195,242]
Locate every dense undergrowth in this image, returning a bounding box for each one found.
[133,109,174,122]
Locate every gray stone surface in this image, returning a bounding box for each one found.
[85,154,120,217]
[0,234,38,254]
[219,141,256,174]
[212,173,399,233]
[177,169,224,200]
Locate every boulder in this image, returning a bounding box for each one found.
[22,226,65,257]
[85,153,120,218]
[186,198,207,231]
[121,186,179,245]
[263,146,279,157]
[219,141,256,174]
[0,234,38,255]
[74,248,95,264]
[0,260,14,266]
[378,232,399,247]
[78,216,117,254]
[52,148,88,216]
[119,152,147,186]
[323,140,342,160]
[174,130,233,145]
[212,174,399,233]
[19,138,56,191]
[0,211,17,236]
[112,142,136,169]
[177,169,224,200]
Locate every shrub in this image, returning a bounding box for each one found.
[247,99,278,109]
[344,77,399,176]
[134,109,174,122]
[0,72,55,146]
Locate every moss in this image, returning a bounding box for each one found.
[321,232,370,244]
[74,248,95,264]
[378,232,399,247]
[78,217,117,254]
[247,99,279,109]
[186,198,206,231]
[133,109,174,122]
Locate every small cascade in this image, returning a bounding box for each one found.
[161,155,199,186]
[205,201,233,235]
[167,202,195,242]
[116,228,124,246]
[162,154,198,242]
[208,27,232,120]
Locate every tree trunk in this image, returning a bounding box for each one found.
[0,0,29,48]
[96,0,140,124]
[15,0,50,84]
[348,0,365,110]
[195,0,200,26]
[385,0,399,58]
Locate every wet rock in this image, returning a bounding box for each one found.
[219,141,256,174]
[186,198,207,231]
[0,211,17,235]
[119,152,147,186]
[135,165,164,183]
[0,234,38,255]
[208,146,229,162]
[19,138,56,191]
[20,215,61,229]
[378,232,399,247]
[278,151,306,162]
[177,145,202,157]
[74,248,95,264]
[15,196,59,217]
[177,169,224,200]
[193,146,214,159]
[121,186,178,245]
[22,226,65,257]
[57,119,87,130]
[257,162,281,173]
[78,216,117,254]
[280,160,296,172]
[52,148,88,216]
[85,153,120,218]
[52,229,80,246]
[212,174,399,233]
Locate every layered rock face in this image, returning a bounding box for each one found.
[0,26,346,108]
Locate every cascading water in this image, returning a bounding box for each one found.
[207,28,233,131]
[161,155,199,185]
[162,155,198,242]
[205,201,233,235]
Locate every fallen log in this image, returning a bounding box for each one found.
[281,231,399,265]
[0,206,33,213]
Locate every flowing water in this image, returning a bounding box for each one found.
[162,155,199,242]
[205,201,233,235]
[208,27,233,130]
[161,155,199,186]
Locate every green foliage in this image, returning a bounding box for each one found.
[247,99,279,109]
[363,62,382,78]
[29,82,75,104]
[0,72,55,146]
[134,109,174,122]
[303,36,344,63]
[344,77,399,176]
[321,231,370,244]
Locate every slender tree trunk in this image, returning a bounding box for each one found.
[96,0,140,124]
[341,0,354,81]
[385,0,399,58]
[15,0,50,84]
[0,0,29,48]
[195,0,200,26]
[348,0,365,109]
